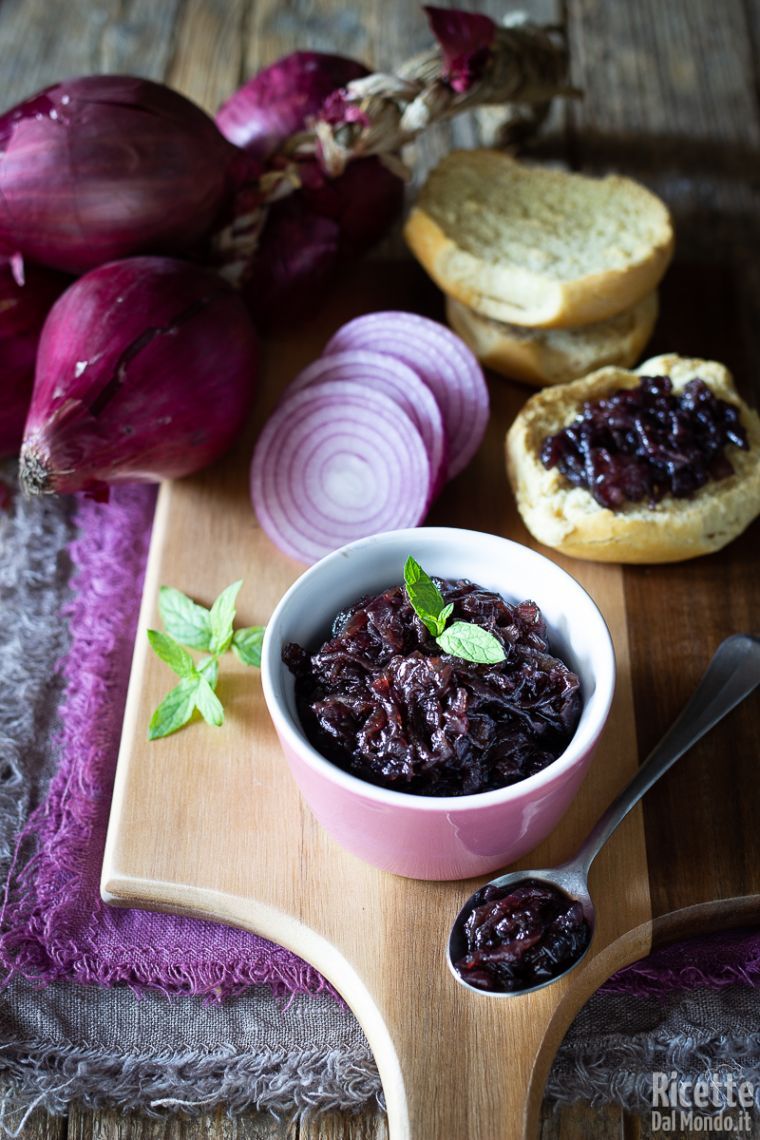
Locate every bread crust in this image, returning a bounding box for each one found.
[446,292,658,387]
[404,151,674,329]
[505,355,760,563]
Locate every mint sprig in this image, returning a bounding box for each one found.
[147,580,265,741]
[403,556,506,666]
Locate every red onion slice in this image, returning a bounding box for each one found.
[324,311,489,477]
[250,381,431,564]
[287,349,447,492]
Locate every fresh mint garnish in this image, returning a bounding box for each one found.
[146,629,196,679]
[158,586,212,650]
[197,655,220,689]
[232,626,266,668]
[147,581,264,741]
[403,556,506,666]
[193,676,224,728]
[436,621,507,665]
[148,677,203,741]
[403,556,452,637]
[209,579,242,655]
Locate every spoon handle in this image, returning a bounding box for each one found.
[576,633,760,874]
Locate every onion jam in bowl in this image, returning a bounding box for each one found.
[261,528,615,880]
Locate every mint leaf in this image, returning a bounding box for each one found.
[194,677,224,727]
[158,586,212,650]
[437,602,454,635]
[209,580,242,655]
[148,579,264,742]
[198,655,219,690]
[232,626,265,668]
[147,629,197,679]
[436,621,506,665]
[404,555,449,637]
[148,677,200,740]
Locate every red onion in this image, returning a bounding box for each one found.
[240,159,404,328]
[0,259,67,456]
[0,76,242,274]
[424,6,496,93]
[250,380,431,565]
[240,197,341,328]
[286,349,447,492]
[216,51,368,159]
[325,312,489,478]
[215,53,404,325]
[20,257,257,498]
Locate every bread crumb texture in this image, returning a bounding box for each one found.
[405,150,674,327]
[505,355,760,563]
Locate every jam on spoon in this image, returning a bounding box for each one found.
[449,634,760,996]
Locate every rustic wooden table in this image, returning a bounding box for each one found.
[2,0,758,1137]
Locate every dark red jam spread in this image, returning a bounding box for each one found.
[282,579,581,797]
[540,375,748,510]
[453,879,591,992]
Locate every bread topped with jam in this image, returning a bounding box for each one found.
[505,355,760,563]
[405,150,674,329]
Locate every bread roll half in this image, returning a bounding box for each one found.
[405,150,674,328]
[506,355,760,563]
[446,292,658,387]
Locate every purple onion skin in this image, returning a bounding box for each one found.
[216,51,404,327]
[216,51,368,159]
[244,158,404,328]
[0,76,242,275]
[242,199,340,328]
[424,6,496,93]
[0,260,68,456]
[20,257,258,497]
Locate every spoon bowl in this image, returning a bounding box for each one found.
[448,865,596,997]
[448,633,760,997]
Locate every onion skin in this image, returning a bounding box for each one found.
[0,259,68,456]
[0,76,241,274]
[424,6,496,93]
[20,257,258,497]
[216,51,368,159]
[215,52,404,326]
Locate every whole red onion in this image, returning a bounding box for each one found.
[0,76,242,274]
[242,159,404,328]
[20,257,258,497]
[216,51,368,159]
[0,259,68,456]
[215,52,404,327]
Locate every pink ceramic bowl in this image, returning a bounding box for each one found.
[261,528,615,881]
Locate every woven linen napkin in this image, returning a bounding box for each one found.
[0,463,758,1131]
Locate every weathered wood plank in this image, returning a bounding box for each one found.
[568,0,760,926]
[299,1109,388,1140]
[166,0,248,113]
[540,1101,625,1139]
[0,1086,66,1140]
[0,0,181,95]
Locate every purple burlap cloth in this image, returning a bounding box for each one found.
[0,482,757,1010]
[0,484,332,1000]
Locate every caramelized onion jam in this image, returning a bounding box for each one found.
[453,879,591,992]
[283,578,581,797]
[541,375,748,510]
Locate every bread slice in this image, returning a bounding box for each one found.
[405,151,674,328]
[446,291,658,387]
[505,355,760,563]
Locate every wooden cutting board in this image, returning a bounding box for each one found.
[101,263,760,1140]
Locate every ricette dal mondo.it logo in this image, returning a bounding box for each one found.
[651,1071,757,1133]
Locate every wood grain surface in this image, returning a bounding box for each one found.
[2,0,759,1138]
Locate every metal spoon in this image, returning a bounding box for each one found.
[448,633,760,997]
